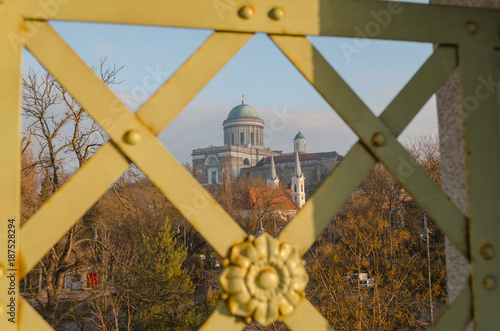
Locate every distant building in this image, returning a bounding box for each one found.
[191,100,343,205]
[244,150,343,198]
[192,101,278,185]
[294,131,307,153]
[237,186,299,224]
[239,187,298,211]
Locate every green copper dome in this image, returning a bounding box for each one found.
[227,103,260,119]
[294,131,306,140]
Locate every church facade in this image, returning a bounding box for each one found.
[191,102,279,185]
[191,101,343,204]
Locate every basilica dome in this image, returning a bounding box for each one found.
[223,101,264,147]
[227,103,260,119]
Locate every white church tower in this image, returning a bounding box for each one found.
[291,150,306,209]
[266,155,280,189]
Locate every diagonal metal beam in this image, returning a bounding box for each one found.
[19,298,53,330]
[272,36,467,257]
[200,302,246,331]
[21,27,252,277]
[430,280,471,331]
[279,142,376,256]
[20,143,129,279]
[283,299,334,331]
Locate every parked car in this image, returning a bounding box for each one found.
[349,272,375,289]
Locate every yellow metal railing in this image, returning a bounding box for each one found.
[1,0,499,329]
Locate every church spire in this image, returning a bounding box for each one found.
[266,155,279,189]
[291,150,305,209]
[293,149,302,177]
[268,155,277,180]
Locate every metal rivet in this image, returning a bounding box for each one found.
[480,244,494,260]
[268,7,284,21]
[221,293,229,300]
[122,130,141,145]
[222,258,230,267]
[483,276,496,290]
[238,6,254,19]
[372,133,386,146]
[465,21,478,35]
[256,268,279,290]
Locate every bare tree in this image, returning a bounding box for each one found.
[405,133,441,186]
[359,134,441,213]
[21,59,123,326]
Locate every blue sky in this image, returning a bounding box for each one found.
[22,0,436,165]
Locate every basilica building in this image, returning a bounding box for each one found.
[191,101,343,207]
[192,101,278,184]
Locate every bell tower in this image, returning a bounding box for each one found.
[291,150,306,209]
[293,131,306,153]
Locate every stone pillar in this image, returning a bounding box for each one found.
[430,1,500,329]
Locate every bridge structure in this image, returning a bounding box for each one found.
[1,0,499,329]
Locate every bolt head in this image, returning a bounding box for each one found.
[465,21,478,35]
[122,130,141,145]
[238,6,254,19]
[256,268,279,290]
[372,133,386,147]
[483,276,496,290]
[480,244,494,260]
[268,7,284,21]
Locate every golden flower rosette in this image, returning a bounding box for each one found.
[219,233,309,325]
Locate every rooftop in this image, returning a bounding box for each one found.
[256,152,341,166]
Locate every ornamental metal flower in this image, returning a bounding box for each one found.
[219,233,309,325]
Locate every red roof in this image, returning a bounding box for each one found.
[240,187,298,210]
